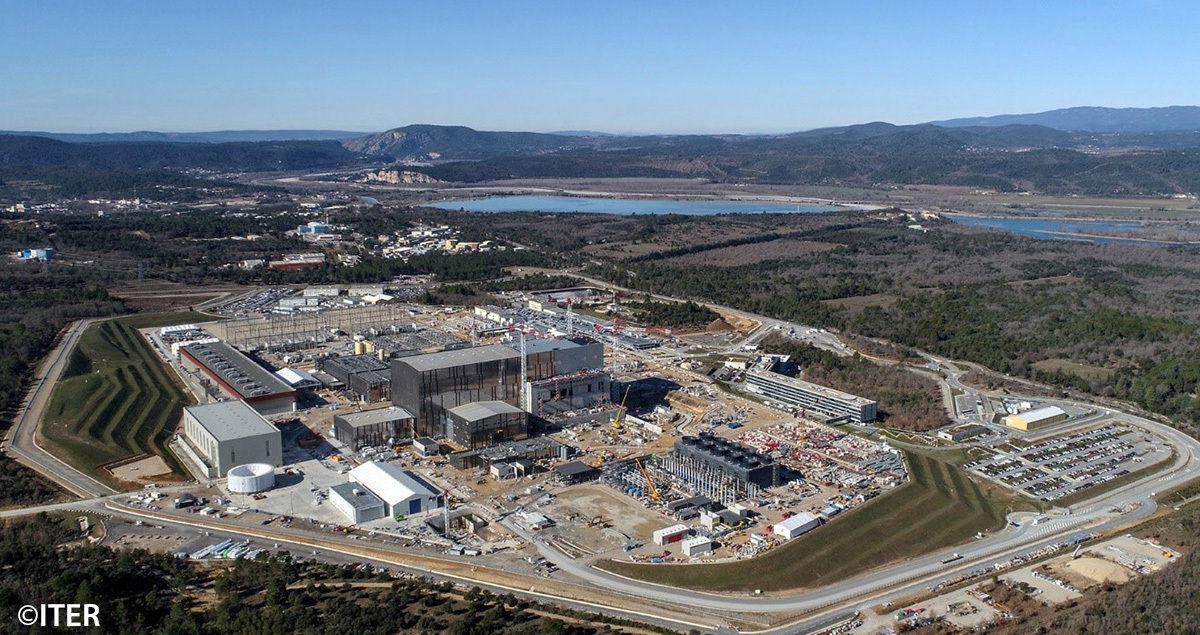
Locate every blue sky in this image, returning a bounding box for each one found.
[1,1,1196,134]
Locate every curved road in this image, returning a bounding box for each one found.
[6,286,1200,632]
[3,318,115,498]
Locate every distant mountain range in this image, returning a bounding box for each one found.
[0,135,371,171]
[0,129,366,144]
[8,106,1200,197]
[931,106,1200,133]
[337,120,1200,163]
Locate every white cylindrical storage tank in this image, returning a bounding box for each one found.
[227,463,275,493]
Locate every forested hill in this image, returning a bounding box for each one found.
[0,135,373,172]
[0,129,367,143]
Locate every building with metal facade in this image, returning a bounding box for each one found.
[446,400,528,450]
[180,400,282,478]
[179,342,296,416]
[347,370,391,402]
[743,370,877,423]
[674,434,781,488]
[523,368,610,417]
[332,406,414,449]
[329,482,386,524]
[515,337,604,378]
[322,354,391,402]
[1004,405,1068,431]
[391,344,523,438]
[348,461,443,518]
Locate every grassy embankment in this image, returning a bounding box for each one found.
[40,311,218,486]
[598,450,1034,592]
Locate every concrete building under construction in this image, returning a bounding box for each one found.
[209,304,413,352]
[322,354,391,402]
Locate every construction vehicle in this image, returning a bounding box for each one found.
[612,386,632,429]
[585,516,607,528]
[635,457,662,501]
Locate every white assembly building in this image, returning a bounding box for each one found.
[346,461,444,520]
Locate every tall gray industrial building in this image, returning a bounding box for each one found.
[390,337,607,446]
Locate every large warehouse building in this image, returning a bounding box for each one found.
[518,337,604,378]
[348,461,444,518]
[179,342,296,415]
[774,512,821,539]
[391,344,523,438]
[743,370,877,423]
[1005,406,1069,431]
[179,400,282,478]
[332,406,414,450]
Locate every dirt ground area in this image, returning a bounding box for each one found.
[1063,556,1135,585]
[109,532,189,553]
[108,281,249,310]
[857,586,999,633]
[544,485,666,553]
[109,455,174,483]
[1001,567,1082,604]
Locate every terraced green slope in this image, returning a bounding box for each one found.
[41,315,207,485]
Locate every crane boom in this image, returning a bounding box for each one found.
[612,385,632,429]
[636,458,662,501]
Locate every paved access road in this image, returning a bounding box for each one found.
[3,318,115,499]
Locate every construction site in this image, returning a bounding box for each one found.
[135,282,925,576]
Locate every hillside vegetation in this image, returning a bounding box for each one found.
[41,315,201,483]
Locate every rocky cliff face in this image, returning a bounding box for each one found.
[360,169,439,184]
[340,124,603,160]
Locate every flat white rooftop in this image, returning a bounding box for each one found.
[185,400,278,442]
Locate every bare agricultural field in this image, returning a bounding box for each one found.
[657,238,841,267]
[821,293,901,315]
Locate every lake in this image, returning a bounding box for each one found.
[946,214,1182,246]
[427,195,837,215]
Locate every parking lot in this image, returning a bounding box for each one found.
[962,423,1169,502]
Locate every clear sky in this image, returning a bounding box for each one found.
[2,1,1196,134]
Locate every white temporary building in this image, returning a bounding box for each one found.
[773,512,821,540]
[653,523,690,545]
[682,535,714,557]
[348,461,443,518]
[275,367,322,390]
[329,483,386,524]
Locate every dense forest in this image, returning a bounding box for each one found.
[624,299,719,331]
[0,135,373,172]
[0,513,669,635]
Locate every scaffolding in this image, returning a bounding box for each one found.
[659,452,760,505]
[210,304,413,351]
[602,454,759,507]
